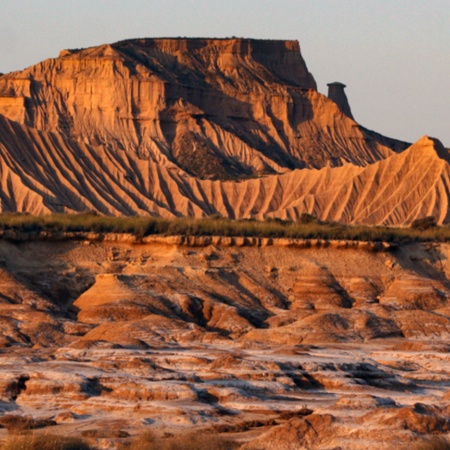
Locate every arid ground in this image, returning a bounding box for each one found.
[0,234,450,449]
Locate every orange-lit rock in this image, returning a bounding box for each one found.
[2,38,439,225]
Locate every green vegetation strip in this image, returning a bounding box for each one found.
[0,214,447,243]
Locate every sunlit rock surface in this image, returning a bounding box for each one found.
[3,38,445,225]
[0,237,450,448]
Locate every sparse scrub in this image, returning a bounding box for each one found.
[1,212,450,242]
[413,436,450,450]
[119,430,157,450]
[1,433,92,450]
[161,433,238,450]
[0,415,56,433]
[411,216,437,231]
[120,430,238,450]
[298,213,317,224]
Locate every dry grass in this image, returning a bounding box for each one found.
[119,430,156,450]
[120,429,238,450]
[1,433,91,450]
[0,213,449,243]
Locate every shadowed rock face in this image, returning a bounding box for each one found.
[327,82,354,119]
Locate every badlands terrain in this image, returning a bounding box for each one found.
[0,37,449,449]
[0,234,450,448]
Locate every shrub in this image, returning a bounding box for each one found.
[1,213,450,243]
[161,433,238,450]
[411,216,437,231]
[119,430,157,450]
[0,415,56,432]
[298,213,317,224]
[1,433,92,450]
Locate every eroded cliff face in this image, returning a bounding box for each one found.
[0,113,448,224]
[0,37,447,224]
[0,38,407,180]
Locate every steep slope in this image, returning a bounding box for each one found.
[0,38,407,180]
[259,136,450,225]
[0,111,448,225]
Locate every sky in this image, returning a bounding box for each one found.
[1,0,449,146]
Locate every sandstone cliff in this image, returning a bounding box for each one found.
[0,37,446,225]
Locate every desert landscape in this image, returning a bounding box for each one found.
[1,234,450,449]
[0,37,449,449]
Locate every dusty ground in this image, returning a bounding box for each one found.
[0,235,450,449]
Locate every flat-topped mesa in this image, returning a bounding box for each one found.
[0,36,413,195]
[109,38,317,89]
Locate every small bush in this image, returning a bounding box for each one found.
[0,415,56,432]
[298,213,317,224]
[81,428,130,438]
[119,430,157,450]
[162,433,238,450]
[1,433,92,450]
[411,216,437,231]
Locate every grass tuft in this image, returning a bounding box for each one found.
[1,433,92,450]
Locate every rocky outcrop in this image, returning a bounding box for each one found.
[327,81,354,119]
[0,237,450,447]
[0,37,408,179]
[0,37,447,224]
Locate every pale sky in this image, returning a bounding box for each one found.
[1,0,449,146]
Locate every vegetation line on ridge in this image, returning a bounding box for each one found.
[0,213,446,243]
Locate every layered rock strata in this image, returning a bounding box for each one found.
[0,238,450,448]
[0,114,447,224]
[2,38,442,225]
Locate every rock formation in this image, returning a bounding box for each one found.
[0,38,406,177]
[0,112,447,224]
[1,37,450,448]
[3,37,444,225]
[327,81,354,119]
[0,236,450,448]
